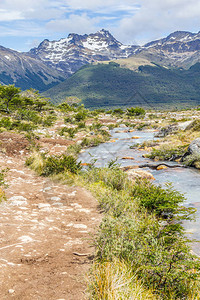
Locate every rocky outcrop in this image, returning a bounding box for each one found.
[155,124,179,137]
[187,138,200,155]
[182,138,200,169]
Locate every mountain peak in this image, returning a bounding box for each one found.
[28,29,138,76]
[97,29,112,36]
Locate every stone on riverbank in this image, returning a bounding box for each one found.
[125,169,155,181]
[188,138,200,156]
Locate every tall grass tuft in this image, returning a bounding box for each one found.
[89,259,159,300]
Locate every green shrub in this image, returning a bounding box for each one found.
[66,143,82,156]
[89,122,102,130]
[59,127,78,138]
[16,109,42,124]
[113,108,124,115]
[42,154,82,176]
[42,115,56,126]
[0,117,12,129]
[77,121,86,128]
[127,107,146,116]
[17,121,37,132]
[183,153,200,168]
[83,167,129,191]
[64,116,74,124]
[26,151,82,176]
[81,136,107,147]
[75,110,87,121]
[83,167,200,299]
[95,214,199,298]
[147,145,187,161]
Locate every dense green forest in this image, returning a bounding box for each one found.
[43,62,200,108]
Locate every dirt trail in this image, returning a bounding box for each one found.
[0,142,101,299]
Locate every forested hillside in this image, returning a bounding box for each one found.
[43,62,200,108]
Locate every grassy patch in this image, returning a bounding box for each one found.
[80,166,200,299]
[26,151,82,176]
[146,144,188,161]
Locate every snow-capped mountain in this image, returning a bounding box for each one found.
[1,29,200,92]
[138,31,200,68]
[29,29,138,76]
[144,31,200,52]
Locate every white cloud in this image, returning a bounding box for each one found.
[46,13,98,34]
[0,0,199,50]
[0,0,64,21]
[0,0,47,10]
[0,22,47,37]
[115,0,200,45]
[63,0,138,11]
[0,9,23,21]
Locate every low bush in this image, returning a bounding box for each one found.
[75,110,87,122]
[127,107,146,116]
[185,120,200,131]
[0,117,13,129]
[147,144,187,161]
[26,151,82,176]
[42,154,82,176]
[42,115,56,127]
[82,167,200,299]
[0,169,7,203]
[81,136,108,147]
[59,127,78,138]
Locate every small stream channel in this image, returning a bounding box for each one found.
[78,128,200,255]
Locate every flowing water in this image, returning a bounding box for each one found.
[79,128,200,255]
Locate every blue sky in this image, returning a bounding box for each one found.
[0,0,200,52]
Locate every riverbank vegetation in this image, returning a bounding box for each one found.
[80,166,200,299]
[25,149,200,298]
[1,84,200,299]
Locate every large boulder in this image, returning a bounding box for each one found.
[182,138,200,169]
[126,169,155,182]
[188,138,200,155]
[155,124,179,137]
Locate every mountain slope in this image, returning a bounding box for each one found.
[0,46,65,91]
[43,62,200,108]
[1,29,200,92]
[136,31,200,69]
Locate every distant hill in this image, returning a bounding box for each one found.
[43,62,200,108]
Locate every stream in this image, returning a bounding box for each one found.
[79,128,200,255]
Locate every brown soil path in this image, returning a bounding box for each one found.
[0,150,101,299]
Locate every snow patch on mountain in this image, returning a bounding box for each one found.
[29,29,138,76]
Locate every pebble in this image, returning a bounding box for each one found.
[51,197,61,201]
[18,236,33,243]
[8,196,27,206]
[37,203,51,209]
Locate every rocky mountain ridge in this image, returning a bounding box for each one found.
[137,31,200,68]
[29,29,138,76]
[1,29,200,91]
[0,45,65,91]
